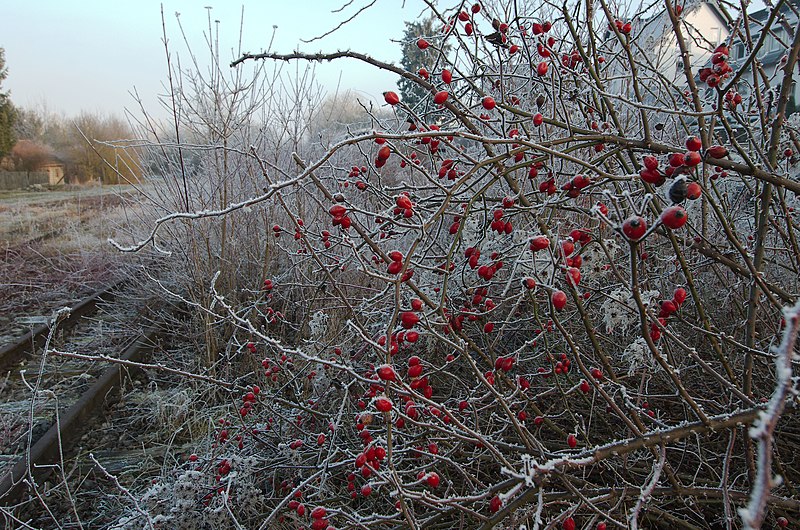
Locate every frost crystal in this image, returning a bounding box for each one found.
[602,288,659,334]
[622,337,659,374]
[309,310,329,340]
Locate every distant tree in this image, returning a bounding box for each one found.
[9,139,52,171]
[12,107,44,141]
[70,112,142,184]
[0,48,16,158]
[398,16,441,109]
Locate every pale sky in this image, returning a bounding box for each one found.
[0,0,429,119]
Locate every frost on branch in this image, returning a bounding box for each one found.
[739,301,800,530]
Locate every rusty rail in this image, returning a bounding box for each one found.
[0,324,161,504]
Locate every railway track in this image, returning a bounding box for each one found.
[0,281,161,505]
[0,280,124,372]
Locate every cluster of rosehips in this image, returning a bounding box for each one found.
[698,44,732,88]
[374,143,391,169]
[398,150,421,168]
[261,357,283,382]
[561,174,592,198]
[292,218,305,241]
[307,506,334,530]
[453,287,497,333]
[640,137,721,188]
[458,3,481,36]
[724,88,743,110]
[553,352,572,374]
[561,49,584,69]
[650,287,687,340]
[217,458,231,477]
[494,355,515,372]
[475,251,505,281]
[320,229,332,249]
[346,164,367,179]
[386,250,406,275]
[238,385,260,417]
[353,443,387,480]
[609,19,632,34]
[261,306,282,325]
[527,160,544,179]
[328,203,352,229]
[345,166,368,191]
[448,214,462,234]
[490,206,514,234]
[438,158,459,180]
[406,359,436,402]
[375,327,421,357]
[393,193,414,218]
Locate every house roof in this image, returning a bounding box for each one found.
[748,0,800,22]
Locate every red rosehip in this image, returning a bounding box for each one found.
[489,495,502,513]
[686,136,702,152]
[684,150,702,166]
[643,155,659,170]
[622,215,647,240]
[383,91,400,105]
[707,145,729,158]
[401,311,420,329]
[673,287,688,305]
[375,396,392,412]
[482,96,496,110]
[433,91,449,104]
[686,181,702,199]
[660,205,688,229]
[530,235,550,251]
[377,364,397,382]
[552,290,567,311]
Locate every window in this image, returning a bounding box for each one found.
[709,27,722,46]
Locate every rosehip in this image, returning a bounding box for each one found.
[552,290,567,311]
[377,364,397,382]
[622,216,647,240]
[660,205,688,229]
[686,136,702,152]
[375,396,392,412]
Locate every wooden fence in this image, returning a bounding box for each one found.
[0,171,50,191]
